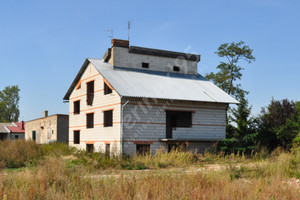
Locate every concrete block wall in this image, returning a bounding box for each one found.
[25,115,63,144]
[111,47,198,75]
[122,98,227,156]
[68,63,121,154]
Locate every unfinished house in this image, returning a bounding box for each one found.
[0,122,25,140]
[25,111,69,144]
[63,39,238,156]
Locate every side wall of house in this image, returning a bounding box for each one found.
[57,115,69,143]
[68,63,121,154]
[25,115,59,144]
[122,98,227,156]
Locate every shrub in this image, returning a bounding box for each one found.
[0,140,42,168]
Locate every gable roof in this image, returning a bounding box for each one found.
[64,58,239,104]
[0,122,25,134]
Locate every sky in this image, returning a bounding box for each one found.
[0,0,299,121]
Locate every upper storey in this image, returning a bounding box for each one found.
[103,39,201,75]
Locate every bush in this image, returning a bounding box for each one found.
[0,140,42,168]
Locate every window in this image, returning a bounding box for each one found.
[104,82,112,95]
[142,62,149,68]
[136,144,150,155]
[173,66,180,72]
[104,110,113,127]
[166,111,193,138]
[86,144,94,153]
[87,81,94,105]
[86,113,94,128]
[74,100,80,114]
[73,131,80,144]
[15,135,19,140]
[32,131,36,141]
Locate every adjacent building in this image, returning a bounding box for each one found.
[25,111,69,144]
[0,122,25,140]
[63,39,239,156]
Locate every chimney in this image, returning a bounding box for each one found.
[21,121,24,130]
[111,39,129,48]
[43,110,48,118]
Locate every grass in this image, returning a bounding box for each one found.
[0,141,299,199]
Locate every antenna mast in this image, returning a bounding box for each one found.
[128,21,131,41]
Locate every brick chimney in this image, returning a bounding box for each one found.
[111,39,129,48]
[21,121,24,130]
[43,110,48,118]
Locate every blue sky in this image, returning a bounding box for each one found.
[0,0,299,121]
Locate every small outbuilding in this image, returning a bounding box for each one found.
[25,111,69,144]
[0,122,25,140]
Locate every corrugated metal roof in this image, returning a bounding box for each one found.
[88,58,239,104]
[0,123,12,133]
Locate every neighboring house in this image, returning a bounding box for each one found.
[0,122,25,140]
[25,111,69,144]
[63,39,239,156]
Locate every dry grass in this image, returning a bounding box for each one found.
[0,141,299,199]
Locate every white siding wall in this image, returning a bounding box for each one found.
[122,98,227,156]
[69,63,121,154]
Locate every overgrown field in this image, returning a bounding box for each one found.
[0,140,299,199]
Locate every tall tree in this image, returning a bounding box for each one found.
[230,90,253,140]
[206,41,255,98]
[0,85,20,122]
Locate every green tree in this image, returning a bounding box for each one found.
[0,85,20,122]
[230,90,253,139]
[206,41,255,98]
[258,99,299,150]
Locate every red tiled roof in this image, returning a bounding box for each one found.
[6,121,25,133]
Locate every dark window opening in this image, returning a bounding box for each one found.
[86,144,94,153]
[104,82,112,95]
[104,110,113,127]
[74,131,80,144]
[87,81,94,105]
[142,62,149,68]
[105,144,110,157]
[74,100,80,114]
[173,66,180,72]
[166,111,193,138]
[136,144,150,155]
[86,113,94,128]
[32,131,36,141]
[15,135,19,140]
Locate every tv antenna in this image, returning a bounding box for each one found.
[105,29,113,39]
[128,21,131,41]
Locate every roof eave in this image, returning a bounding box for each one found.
[63,59,90,101]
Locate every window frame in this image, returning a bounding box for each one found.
[142,62,149,68]
[86,113,94,129]
[73,130,80,144]
[103,110,113,127]
[73,100,80,115]
[173,66,180,72]
[86,80,94,106]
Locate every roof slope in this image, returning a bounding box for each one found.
[64,58,239,104]
[0,123,12,133]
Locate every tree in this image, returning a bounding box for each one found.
[206,41,255,98]
[230,90,253,140]
[0,85,20,122]
[257,99,299,150]
[219,90,258,154]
